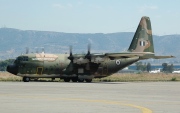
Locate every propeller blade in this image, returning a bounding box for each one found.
[86,44,92,70]
[68,45,74,71]
[69,62,74,71]
[69,45,72,55]
[85,43,91,61]
[87,43,91,54]
[68,45,73,60]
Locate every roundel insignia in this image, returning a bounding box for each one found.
[115,60,121,65]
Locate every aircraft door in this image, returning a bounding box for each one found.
[37,67,43,75]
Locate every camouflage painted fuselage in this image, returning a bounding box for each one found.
[12,53,138,79]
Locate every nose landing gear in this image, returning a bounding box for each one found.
[23,77,30,82]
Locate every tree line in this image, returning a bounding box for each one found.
[135,62,174,73]
[0,59,15,71]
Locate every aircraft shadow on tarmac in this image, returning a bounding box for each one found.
[24,79,127,84]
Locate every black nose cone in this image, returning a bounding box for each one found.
[7,64,18,75]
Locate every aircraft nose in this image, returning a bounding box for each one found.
[7,64,18,75]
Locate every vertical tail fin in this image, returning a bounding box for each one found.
[128,16,154,53]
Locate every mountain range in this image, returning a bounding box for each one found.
[0,28,179,63]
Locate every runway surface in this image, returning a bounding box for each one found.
[0,82,179,113]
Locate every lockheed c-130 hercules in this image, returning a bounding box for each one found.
[7,16,174,82]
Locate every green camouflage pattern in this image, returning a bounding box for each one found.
[128,16,154,53]
[7,16,174,82]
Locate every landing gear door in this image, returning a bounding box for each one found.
[37,67,43,75]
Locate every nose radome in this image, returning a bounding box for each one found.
[6,64,18,75]
[6,65,11,72]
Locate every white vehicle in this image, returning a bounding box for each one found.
[149,68,161,73]
[172,70,180,74]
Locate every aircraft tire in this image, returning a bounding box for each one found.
[71,77,78,82]
[85,79,92,83]
[64,78,70,82]
[78,78,84,82]
[51,78,55,81]
[23,77,30,82]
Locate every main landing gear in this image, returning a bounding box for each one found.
[85,79,92,83]
[71,77,78,82]
[64,78,71,82]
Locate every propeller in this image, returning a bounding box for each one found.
[85,44,92,70]
[68,45,73,60]
[85,43,91,61]
[67,45,74,71]
[67,44,92,71]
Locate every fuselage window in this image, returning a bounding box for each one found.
[18,57,23,61]
[23,56,28,61]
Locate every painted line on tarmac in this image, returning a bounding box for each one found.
[0,94,153,113]
[56,98,153,113]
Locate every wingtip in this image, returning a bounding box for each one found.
[171,55,176,58]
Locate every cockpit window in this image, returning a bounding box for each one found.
[17,56,28,61]
[23,56,28,61]
[17,57,22,61]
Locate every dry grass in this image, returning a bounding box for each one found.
[0,72,180,82]
[0,72,21,81]
[95,73,180,82]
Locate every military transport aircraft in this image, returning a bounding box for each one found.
[7,16,174,82]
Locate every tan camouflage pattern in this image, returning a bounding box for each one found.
[140,17,152,35]
[128,16,154,53]
[33,53,58,61]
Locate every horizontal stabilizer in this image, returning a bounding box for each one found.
[105,52,154,58]
[139,55,175,60]
[153,55,175,59]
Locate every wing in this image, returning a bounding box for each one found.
[71,52,174,64]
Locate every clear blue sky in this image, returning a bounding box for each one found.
[0,0,180,35]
